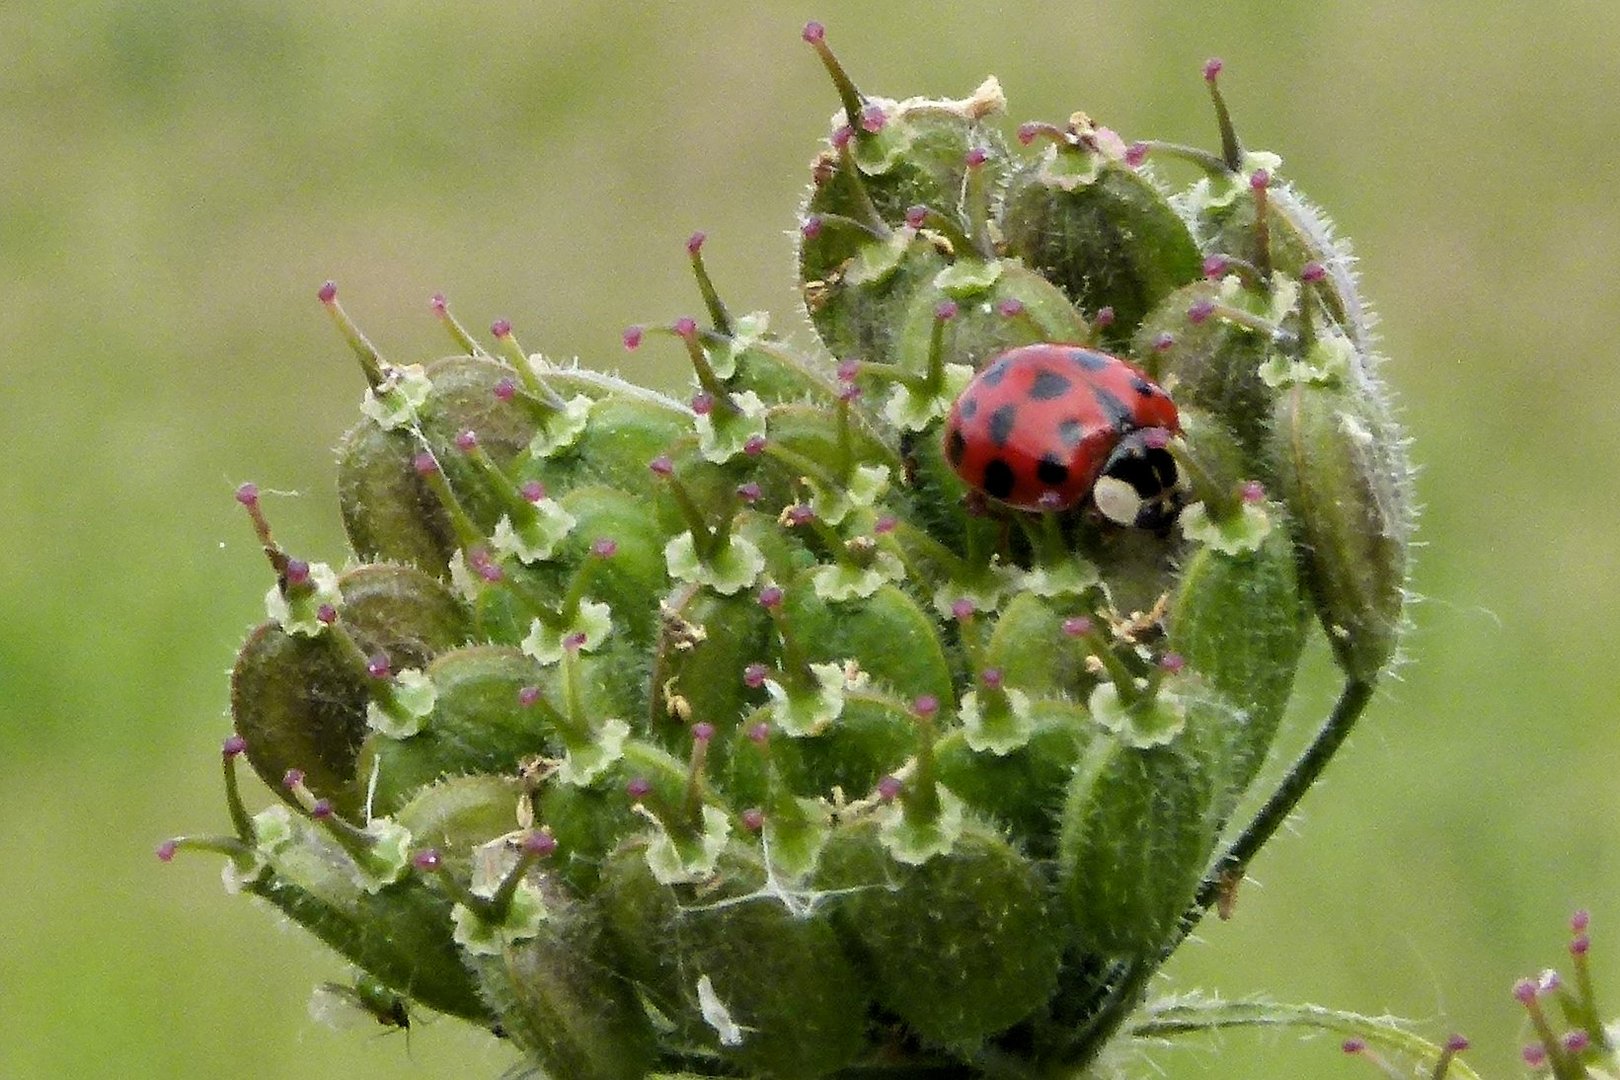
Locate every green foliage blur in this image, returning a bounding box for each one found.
[4,1,1614,1076]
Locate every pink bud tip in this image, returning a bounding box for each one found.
[997,298,1026,318]
[1573,909,1592,933]
[1241,480,1266,503]
[748,721,771,743]
[518,685,541,707]
[801,216,824,240]
[524,831,558,856]
[674,316,698,339]
[802,21,825,43]
[839,382,862,403]
[836,358,861,383]
[1124,142,1149,168]
[1341,1038,1365,1054]
[234,482,259,506]
[1564,1030,1591,1054]
[741,807,765,831]
[1203,58,1224,83]
[1159,652,1186,674]
[786,504,814,527]
[1202,254,1230,278]
[859,103,886,133]
[744,434,767,456]
[475,559,504,584]
[429,293,447,314]
[877,775,903,801]
[317,281,337,303]
[692,722,716,743]
[1513,978,1539,1004]
[1187,299,1215,325]
[223,734,247,757]
[365,653,391,679]
[874,514,897,534]
[1142,428,1170,450]
[1063,616,1094,638]
[412,452,438,476]
[563,631,588,653]
[831,125,854,150]
[649,455,674,476]
[1094,306,1116,328]
[285,559,310,586]
[622,325,644,350]
[1153,332,1175,352]
[744,663,768,689]
[686,231,706,255]
[1250,169,1270,191]
[490,319,512,339]
[412,850,442,871]
[521,480,546,503]
[951,598,975,622]
[913,694,939,718]
[493,377,517,402]
[625,777,652,801]
[1573,934,1591,956]
[935,300,959,321]
[904,205,928,229]
[1016,122,1039,146]
[156,840,179,862]
[1301,261,1327,284]
[1037,490,1064,511]
[736,482,761,504]
[317,604,337,625]
[1540,969,1563,993]
[965,146,988,168]
[758,585,784,610]
[311,799,333,819]
[592,537,618,558]
[1446,1034,1470,1053]
[282,769,306,790]
[1523,1045,1547,1067]
[691,392,714,416]
[454,429,478,452]
[981,667,1004,689]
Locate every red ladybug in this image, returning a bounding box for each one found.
[942,344,1184,528]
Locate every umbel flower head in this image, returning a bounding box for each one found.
[164,24,1413,1079]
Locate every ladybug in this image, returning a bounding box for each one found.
[942,343,1184,528]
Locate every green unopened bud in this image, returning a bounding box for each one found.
[1001,115,1202,346]
[1270,361,1412,681]
[817,821,1061,1049]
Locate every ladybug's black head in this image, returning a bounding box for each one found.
[1092,428,1184,530]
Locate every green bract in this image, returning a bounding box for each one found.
[171,27,1413,1079]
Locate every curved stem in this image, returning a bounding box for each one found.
[1066,677,1376,1067]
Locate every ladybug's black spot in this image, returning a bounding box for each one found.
[981,458,1017,500]
[1057,418,1086,448]
[1131,376,1156,397]
[987,404,1018,447]
[980,361,1010,387]
[958,395,979,421]
[1067,349,1109,372]
[1029,370,1073,401]
[945,428,967,466]
[1090,386,1134,432]
[1036,454,1069,487]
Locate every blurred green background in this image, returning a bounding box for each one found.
[3,1,1615,1076]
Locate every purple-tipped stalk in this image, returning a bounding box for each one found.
[686,231,734,335]
[1203,58,1243,173]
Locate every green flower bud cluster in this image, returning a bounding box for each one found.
[165,27,1413,1079]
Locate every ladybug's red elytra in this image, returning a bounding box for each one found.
[942,343,1184,528]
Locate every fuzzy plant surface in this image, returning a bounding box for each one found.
[165,25,1426,1080]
